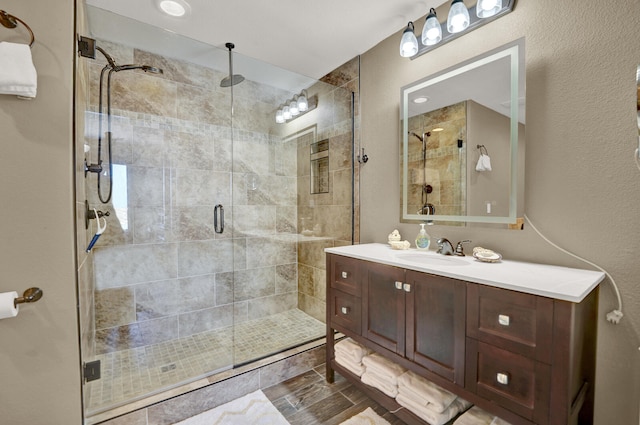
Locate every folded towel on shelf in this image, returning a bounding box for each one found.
[362,353,406,385]
[335,338,371,364]
[0,42,37,98]
[335,353,366,377]
[397,370,458,413]
[452,406,494,425]
[396,393,471,425]
[361,370,399,398]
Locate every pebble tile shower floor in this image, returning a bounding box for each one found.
[86,309,325,412]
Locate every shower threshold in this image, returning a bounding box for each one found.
[85,308,325,419]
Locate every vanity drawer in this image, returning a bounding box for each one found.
[466,339,550,423]
[329,255,361,296]
[467,284,553,363]
[329,289,361,335]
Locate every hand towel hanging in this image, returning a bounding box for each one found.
[0,41,37,98]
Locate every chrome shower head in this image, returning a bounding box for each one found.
[220,74,245,87]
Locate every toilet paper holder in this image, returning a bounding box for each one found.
[14,287,43,308]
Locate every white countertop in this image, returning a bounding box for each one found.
[325,243,604,302]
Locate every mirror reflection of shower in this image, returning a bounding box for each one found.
[409,131,435,222]
[84,45,163,204]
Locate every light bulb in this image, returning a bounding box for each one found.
[158,0,189,17]
[297,93,308,112]
[476,0,502,18]
[275,109,284,123]
[283,106,291,120]
[399,22,418,58]
[447,0,470,33]
[289,100,299,116]
[421,9,442,46]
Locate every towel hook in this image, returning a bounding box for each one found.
[477,144,489,155]
[0,10,35,47]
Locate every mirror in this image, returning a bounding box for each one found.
[400,38,525,226]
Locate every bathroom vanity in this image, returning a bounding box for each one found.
[325,243,604,425]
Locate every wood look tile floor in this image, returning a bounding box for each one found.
[263,365,407,425]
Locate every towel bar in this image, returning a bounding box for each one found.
[0,10,35,47]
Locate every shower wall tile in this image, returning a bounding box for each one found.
[329,133,352,171]
[232,137,271,175]
[133,206,169,244]
[132,126,165,167]
[213,137,232,172]
[172,169,231,207]
[232,238,247,270]
[128,166,167,207]
[246,237,296,269]
[95,323,145,354]
[176,84,229,126]
[247,292,297,320]
[234,300,249,324]
[94,243,178,289]
[134,49,216,90]
[276,206,296,234]
[298,292,325,323]
[276,264,297,294]
[135,275,216,321]
[298,264,315,297]
[332,168,352,206]
[247,175,296,206]
[298,239,334,269]
[95,287,136,329]
[233,267,276,301]
[232,172,248,206]
[178,304,234,337]
[170,206,215,241]
[166,130,214,170]
[275,139,298,177]
[111,71,178,118]
[233,205,276,236]
[139,316,179,346]
[177,239,234,277]
[215,272,234,306]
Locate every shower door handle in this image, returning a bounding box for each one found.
[214,204,224,234]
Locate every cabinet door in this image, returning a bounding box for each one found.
[405,271,466,384]
[362,262,406,354]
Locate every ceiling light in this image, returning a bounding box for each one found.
[399,22,419,58]
[421,8,442,46]
[413,96,429,104]
[447,0,470,33]
[476,0,502,18]
[157,0,190,17]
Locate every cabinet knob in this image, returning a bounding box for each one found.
[395,281,403,290]
[496,372,509,385]
[341,271,348,279]
[341,307,350,315]
[403,283,411,292]
[498,314,510,326]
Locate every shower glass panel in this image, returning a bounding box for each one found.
[77,3,354,419]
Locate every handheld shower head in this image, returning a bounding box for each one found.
[114,64,164,74]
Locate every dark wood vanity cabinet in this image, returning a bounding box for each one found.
[326,252,599,425]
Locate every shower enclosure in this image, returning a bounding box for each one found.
[75,4,356,419]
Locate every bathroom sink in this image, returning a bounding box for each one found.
[394,252,468,266]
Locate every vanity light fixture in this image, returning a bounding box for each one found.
[156,0,191,17]
[400,0,515,59]
[447,0,470,33]
[275,90,318,124]
[399,22,419,58]
[422,8,442,46]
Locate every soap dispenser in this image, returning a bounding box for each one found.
[415,223,431,250]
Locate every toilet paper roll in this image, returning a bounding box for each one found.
[0,291,19,319]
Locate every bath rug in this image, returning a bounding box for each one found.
[174,389,289,425]
[340,407,392,425]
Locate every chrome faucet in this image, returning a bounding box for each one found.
[436,238,455,255]
[454,240,471,256]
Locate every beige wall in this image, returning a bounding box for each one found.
[360,0,640,423]
[0,0,83,424]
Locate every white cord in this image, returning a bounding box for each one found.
[524,214,623,324]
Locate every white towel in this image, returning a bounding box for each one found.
[335,353,366,377]
[362,353,406,385]
[475,154,492,171]
[0,42,37,98]
[398,370,458,413]
[335,338,371,364]
[453,406,495,425]
[361,370,399,398]
[396,393,471,425]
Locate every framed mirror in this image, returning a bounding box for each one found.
[400,38,525,226]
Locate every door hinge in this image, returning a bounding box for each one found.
[83,360,101,383]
